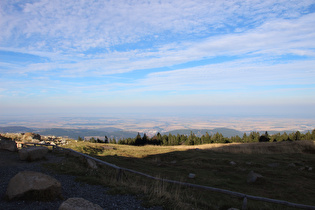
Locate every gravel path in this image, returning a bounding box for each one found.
[0,149,163,210]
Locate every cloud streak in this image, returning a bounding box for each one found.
[1,11,314,77]
[1,0,314,51]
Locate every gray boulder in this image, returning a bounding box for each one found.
[230,161,236,165]
[59,197,103,210]
[6,171,62,201]
[288,163,296,167]
[267,163,279,168]
[188,173,196,179]
[247,171,263,183]
[0,139,17,152]
[87,158,98,170]
[22,132,41,141]
[19,146,49,161]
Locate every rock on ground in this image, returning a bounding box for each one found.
[0,149,162,210]
[22,133,41,141]
[188,173,196,179]
[230,161,236,165]
[247,171,263,184]
[59,197,103,210]
[5,171,62,201]
[86,158,98,170]
[19,146,49,161]
[0,139,17,152]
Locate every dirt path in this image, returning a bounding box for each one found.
[0,149,64,167]
[0,149,161,210]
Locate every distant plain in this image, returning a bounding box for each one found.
[1,114,314,134]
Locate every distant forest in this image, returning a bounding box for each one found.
[82,129,315,146]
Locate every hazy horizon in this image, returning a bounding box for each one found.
[1,113,314,134]
[1,1,314,126]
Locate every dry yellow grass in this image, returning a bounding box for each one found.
[210,140,315,154]
[65,140,315,159]
[65,141,224,158]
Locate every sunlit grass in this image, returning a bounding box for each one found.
[64,140,315,157]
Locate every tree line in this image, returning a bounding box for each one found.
[79,129,315,146]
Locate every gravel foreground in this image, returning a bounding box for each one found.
[0,149,163,210]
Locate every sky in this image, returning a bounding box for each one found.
[0,0,315,119]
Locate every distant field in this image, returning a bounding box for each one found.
[1,116,314,133]
[49,140,315,210]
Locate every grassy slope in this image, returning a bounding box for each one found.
[56,141,315,210]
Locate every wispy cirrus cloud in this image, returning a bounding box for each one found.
[2,11,315,78]
[139,60,315,89]
[1,0,314,52]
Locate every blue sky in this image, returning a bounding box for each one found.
[0,0,315,118]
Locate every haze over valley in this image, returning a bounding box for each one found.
[1,114,314,139]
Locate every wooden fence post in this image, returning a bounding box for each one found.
[116,168,122,182]
[242,196,247,210]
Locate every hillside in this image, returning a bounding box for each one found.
[0,126,139,140]
[0,126,34,133]
[0,126,243,140]
[0,126,309,142]
[37,128,139,140]
[58,140,315,209]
